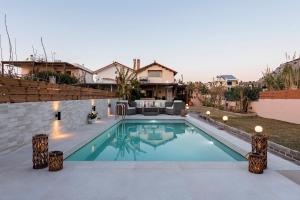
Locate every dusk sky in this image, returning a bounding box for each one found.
[1,0,300,82]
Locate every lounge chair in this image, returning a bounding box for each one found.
[166,100,185,115]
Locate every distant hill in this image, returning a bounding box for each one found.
[274,58,300,74]
[258,58,300,83]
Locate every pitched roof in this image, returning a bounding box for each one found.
[217,75,237,80]
[136,61,177,75]
[94,61,133,74]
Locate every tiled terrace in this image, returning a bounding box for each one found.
[0,115,299,200]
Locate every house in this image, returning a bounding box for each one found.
[214,75,238,90]
[91,59,179,100]
[136,61,178,100]
[1,60,94,83]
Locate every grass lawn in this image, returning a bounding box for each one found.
[190,106,300,152]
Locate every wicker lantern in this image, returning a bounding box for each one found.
[252,126,268,169]
[248,152,264,174]
[32,134,48,169]
[49,151,63,171]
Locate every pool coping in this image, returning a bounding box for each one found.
[66,118,246,162]
[63,114,300,171]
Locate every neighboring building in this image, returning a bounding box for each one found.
[94,61,134,84]
[1,60,94,83]
[213,75,238,90]
[92,61,134,92]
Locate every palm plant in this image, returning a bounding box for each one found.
[185,81,195,103]
[115,65,137,100]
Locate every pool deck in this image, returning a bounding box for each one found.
[0,114,299,200]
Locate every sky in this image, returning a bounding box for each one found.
[1,0,300,82]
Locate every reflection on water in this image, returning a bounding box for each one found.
[109,123,186,160]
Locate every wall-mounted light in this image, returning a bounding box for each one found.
[92,105,96,111]
[55,111,61,120]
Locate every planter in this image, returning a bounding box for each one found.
[248,152,264,174]
[32,134,48,169]
[49,151,63,171]
[87,118,97,124]
[252,133,268,169]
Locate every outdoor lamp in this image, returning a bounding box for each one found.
[255,126,263,133]
[206,111,210,116]
[92,105,96,111]
[222,115,228,123]
[55,111,61,120]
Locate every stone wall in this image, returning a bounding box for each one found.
[0,98,117,154]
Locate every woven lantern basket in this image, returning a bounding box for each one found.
[248,152,264,174]
[251,133,268,169]
[49,151,63,171]
[32,134,48,169]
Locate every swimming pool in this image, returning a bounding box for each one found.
[66,120,246,161]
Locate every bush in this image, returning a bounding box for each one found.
[202,100,214,107]
[23,71,79,85]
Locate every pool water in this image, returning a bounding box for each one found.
[66,120,246,161]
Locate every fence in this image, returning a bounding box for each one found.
[0,77,116,103]
[260,90,300,99]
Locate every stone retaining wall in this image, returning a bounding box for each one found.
[0,98,117,154]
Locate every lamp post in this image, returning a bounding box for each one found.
[205,111,211,121]
[206,111,210,116]
[222,115,228,123]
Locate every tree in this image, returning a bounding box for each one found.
[224,85,261,113]
[185,81,195,103]
[199,82,209,95]
[209,85,225,107]
[262,67,284,91]
[281,64,300,89]
[115,65,137,100]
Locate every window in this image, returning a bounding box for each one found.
[148,70,162,77]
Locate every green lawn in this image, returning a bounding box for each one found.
[190,106,300,152]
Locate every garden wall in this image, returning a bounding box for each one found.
[0,98,117,154]
[250,90,300,124]
[0,77,116,103]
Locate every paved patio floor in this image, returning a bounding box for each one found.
[0,115,299,200]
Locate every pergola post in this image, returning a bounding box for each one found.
[1,62,4,76]
[63,63,66,74]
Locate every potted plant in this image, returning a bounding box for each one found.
[87,111,98,124]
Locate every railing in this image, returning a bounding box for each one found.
[115,103,126,120]
[0,77,116,103]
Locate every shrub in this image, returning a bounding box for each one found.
[23,71,79,85]
[87,111,98,119]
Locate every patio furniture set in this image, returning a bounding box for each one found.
[116,99,186,116]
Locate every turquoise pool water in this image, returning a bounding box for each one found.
[66,120,246,161]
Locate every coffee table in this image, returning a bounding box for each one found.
[142,107,159,116]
